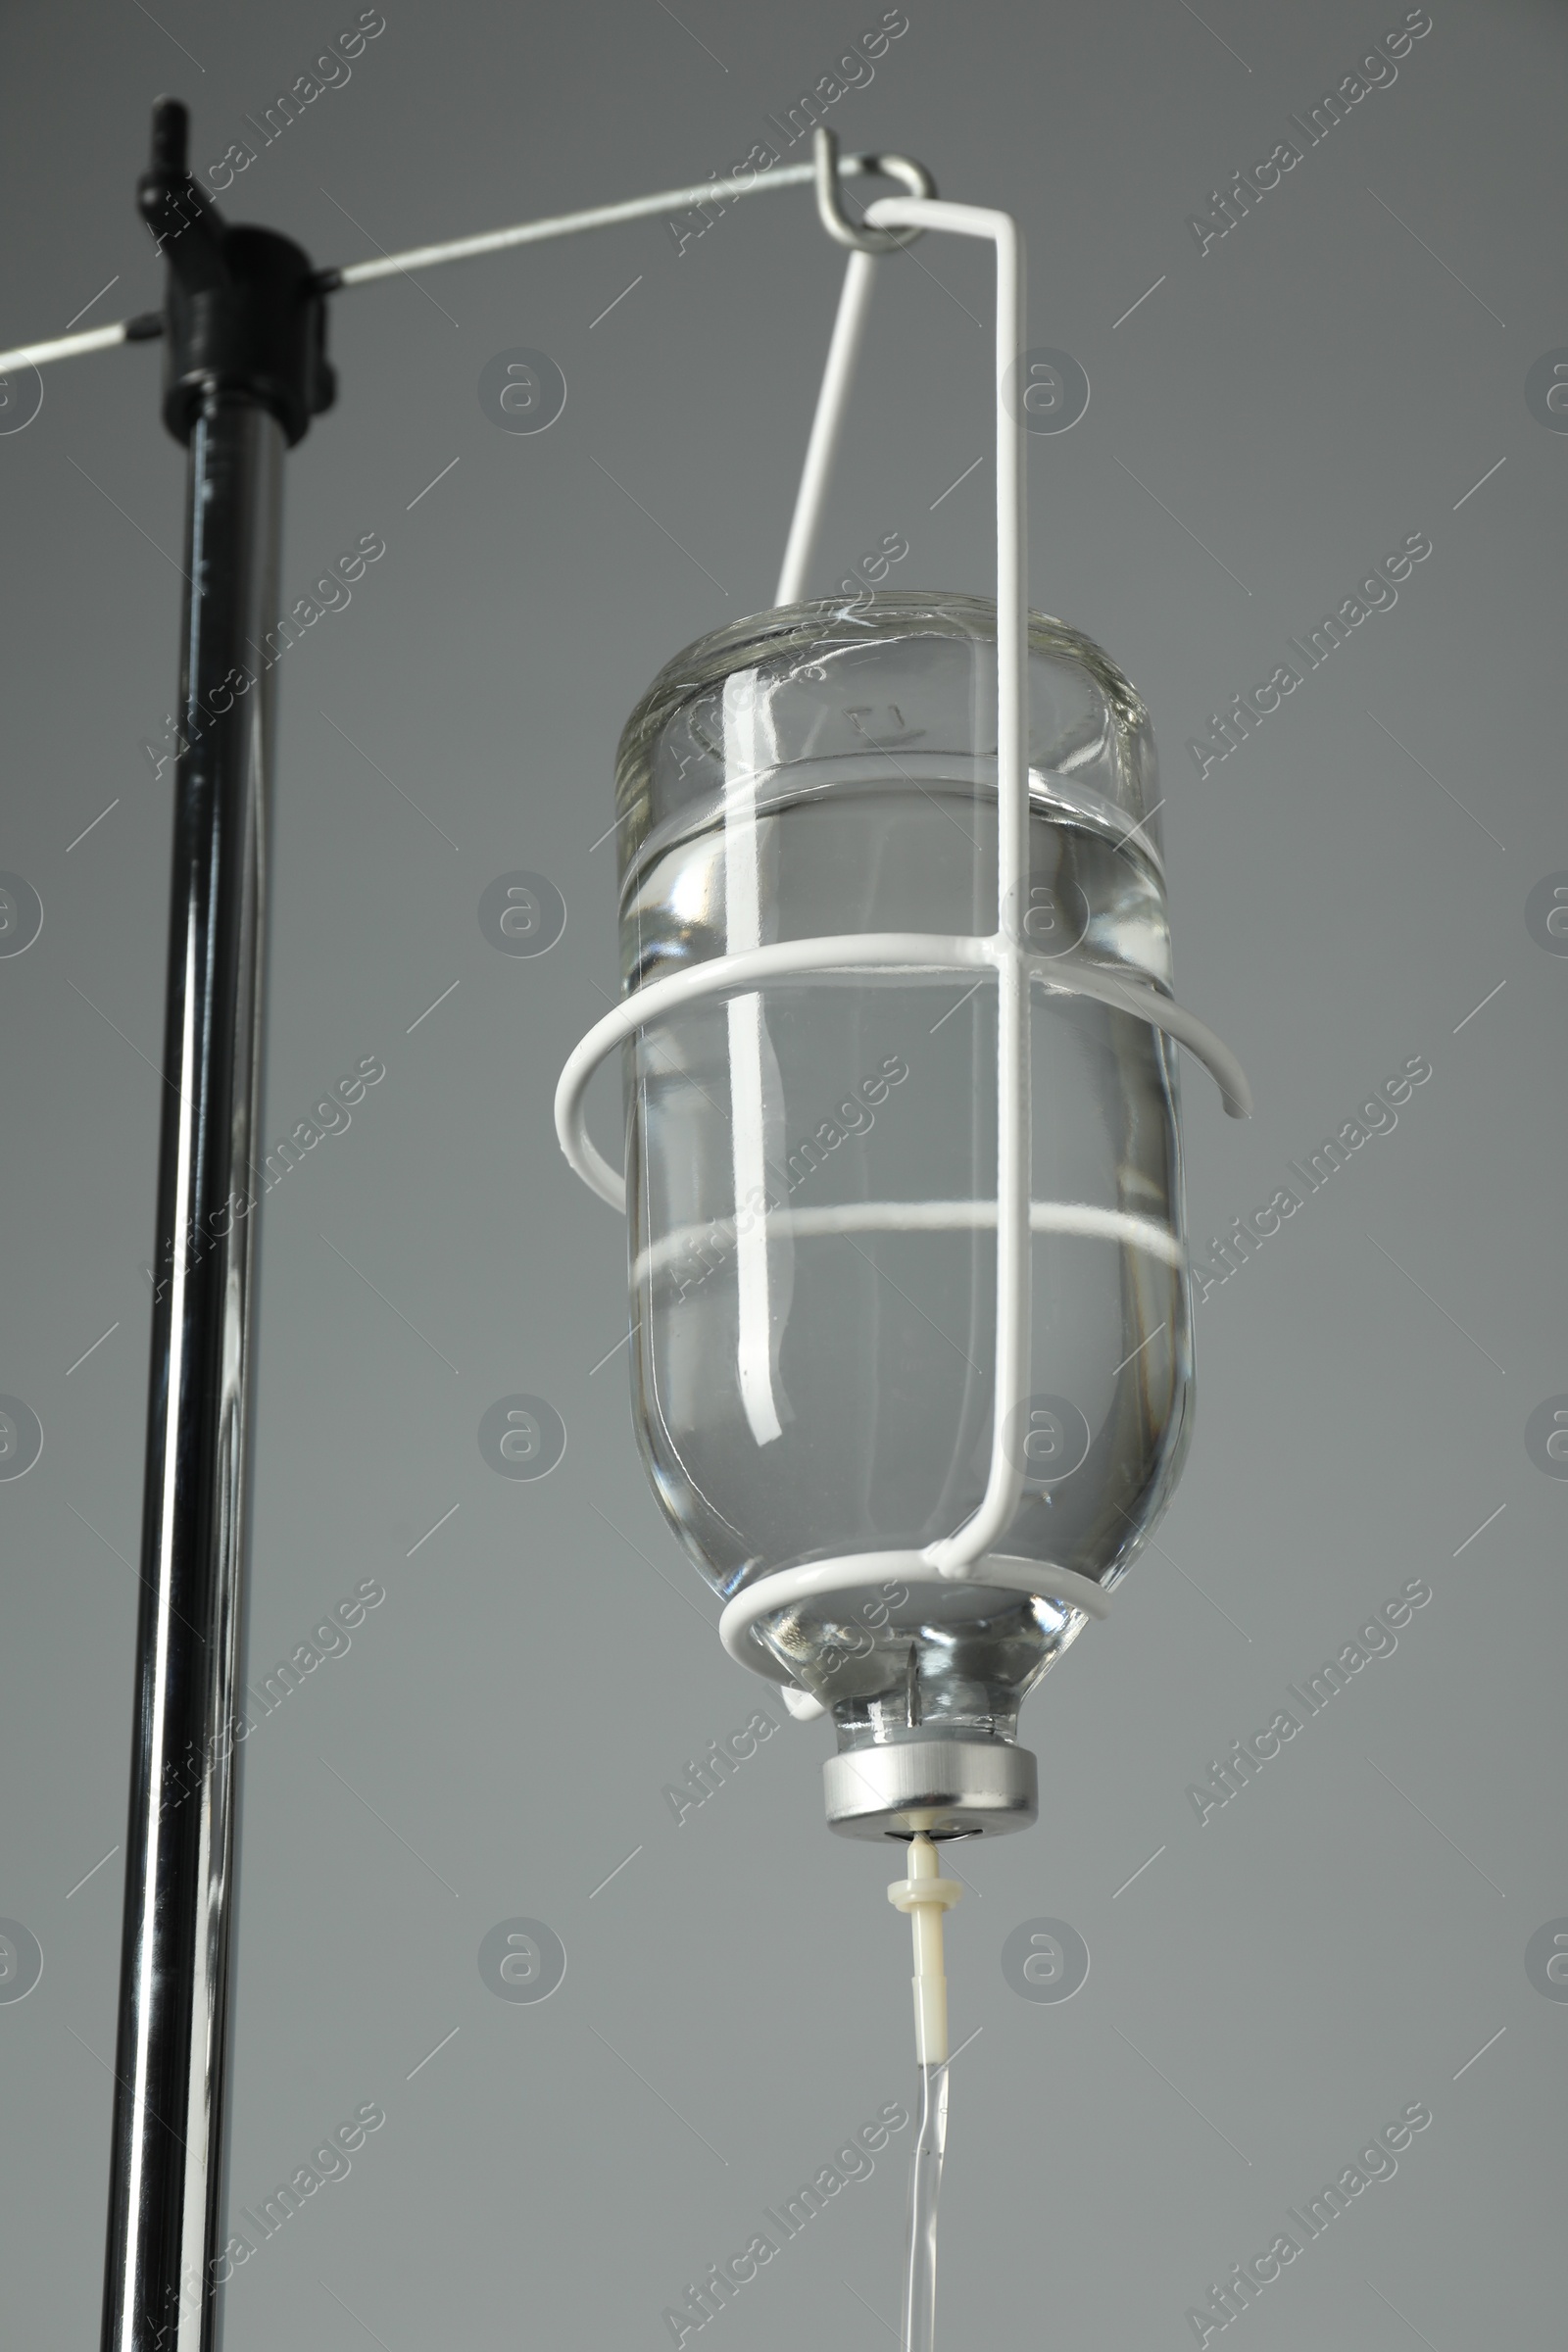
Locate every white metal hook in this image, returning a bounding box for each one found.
[812,126,934,253]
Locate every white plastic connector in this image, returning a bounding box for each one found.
[888,1833,963,2065]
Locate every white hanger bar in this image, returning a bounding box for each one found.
[871,195,1032,1582]
[773,250,879,606]
[0,149,934,375]
[772,136,937,604]
[324,149,923,287]
[0,318,158,373]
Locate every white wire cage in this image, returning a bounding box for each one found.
[554,138,1251,1709]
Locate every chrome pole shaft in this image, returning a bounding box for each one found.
[101,392,282,2352]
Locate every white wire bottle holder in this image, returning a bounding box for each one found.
[554,135,1253,1705]
[0,126,1250,1705]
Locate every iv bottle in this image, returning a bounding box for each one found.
[615,593,1191,1834]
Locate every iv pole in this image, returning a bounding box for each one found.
[0,100,938,2352]
[98,101,329,2352]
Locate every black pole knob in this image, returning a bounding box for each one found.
[139,97,335,445]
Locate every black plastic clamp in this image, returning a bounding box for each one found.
[137,97,335,447]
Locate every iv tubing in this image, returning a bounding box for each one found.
[889,1837,963,2352]
[904,2064,950,2352]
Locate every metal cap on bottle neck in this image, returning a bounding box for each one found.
[823,1738,1038,1838]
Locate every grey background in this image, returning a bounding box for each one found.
[1,0,1563,2343]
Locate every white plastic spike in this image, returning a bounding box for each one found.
[887,1834,963,2065]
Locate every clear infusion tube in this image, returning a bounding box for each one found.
[902,2058,951,2352]
[890,1834,961,2351]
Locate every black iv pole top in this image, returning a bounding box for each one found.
[136,96,335,447]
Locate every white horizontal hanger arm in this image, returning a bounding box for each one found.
[0,148,933,374]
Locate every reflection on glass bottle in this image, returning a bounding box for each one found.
[615,594,1192,1773]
